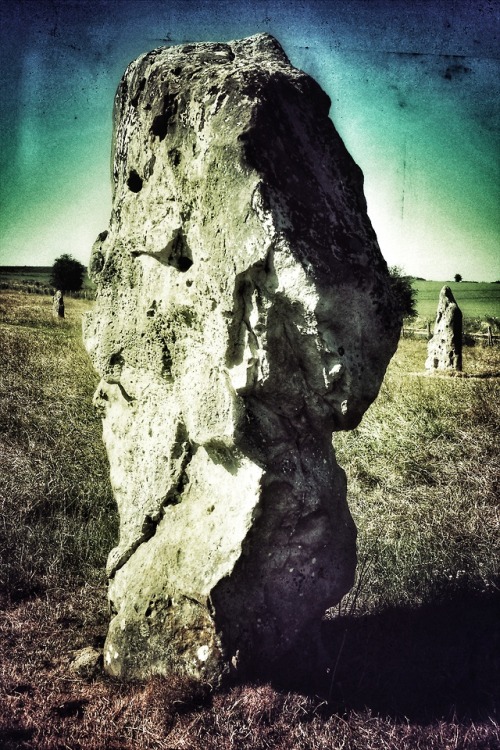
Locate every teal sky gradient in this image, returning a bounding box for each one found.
[0,0,498,280]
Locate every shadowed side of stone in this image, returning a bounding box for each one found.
[425,285,463,371]
[83,33,401,684]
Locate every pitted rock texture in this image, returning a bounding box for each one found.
[425,285,463,371]
[83,33,401,683]
[53,290,64,318]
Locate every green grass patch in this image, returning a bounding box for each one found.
[0,265,95,296]
[413,280,500,322]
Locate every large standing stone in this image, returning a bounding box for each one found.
[83,33,401,683]
[425,285,463,371]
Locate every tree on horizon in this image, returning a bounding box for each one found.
[50,254,86,293]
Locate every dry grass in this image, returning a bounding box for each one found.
[333,339,499,614]
[0,290,499,749]
[0,292,116,600]
[1,592,498,749]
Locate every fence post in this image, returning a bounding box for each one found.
[487,325,493,346]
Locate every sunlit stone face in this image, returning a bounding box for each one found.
[83,34,401,682]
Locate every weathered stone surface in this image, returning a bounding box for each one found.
[83,33,401,683]
[425,285,463,371]
[53,290,64,319]
[70,647,102,679]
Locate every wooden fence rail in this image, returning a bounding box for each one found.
[402,325,497,345]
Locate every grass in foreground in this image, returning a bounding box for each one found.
[0,292,116,599]
[334,338,500,614]
[0,290,498,749]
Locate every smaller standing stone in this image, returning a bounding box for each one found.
[425,285,462,371]
[53,290,65,319]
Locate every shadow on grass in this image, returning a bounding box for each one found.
[272,591,499,723]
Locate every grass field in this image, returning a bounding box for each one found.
[412,280,500,324]
[0,289,499,749]
[0,266,53,284]
[0,267,499,324]
[0,266,95,296]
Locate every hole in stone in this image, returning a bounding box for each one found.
[110,351,125,369]
[141,515,156,540]
[151,112,169,141]
[162,346,172,374]
[151,93,178,141]
[169,148,181,167]
[131,77,146,107]
[338,346,345,356]
[176,256,193,272]
[166,230,193,273]
[127,170,143,193]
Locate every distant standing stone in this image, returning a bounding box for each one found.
[53,290,64,319]
[425,286,462,371]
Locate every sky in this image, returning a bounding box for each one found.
[0,0,498,281]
